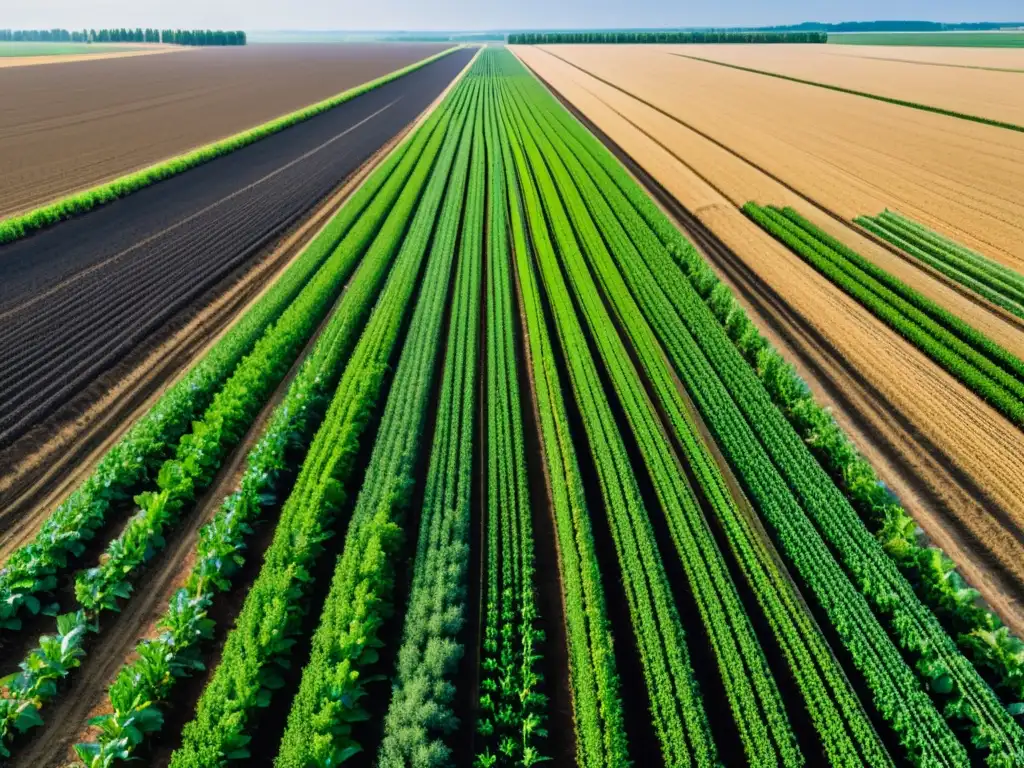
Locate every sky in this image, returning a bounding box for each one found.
[3,0,1021,32]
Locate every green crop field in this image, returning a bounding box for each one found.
[3,43,1024,768]
[829,30,1024,46]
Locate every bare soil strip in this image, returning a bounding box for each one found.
[515,46,1024,638]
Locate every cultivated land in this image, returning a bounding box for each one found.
[524,45,1024,276]
[829,30,1024,47]
[0,43,144,57]
[6,42,1024,768]
[514,43,1024,633]
[0,42,449,215]
[0,43,181,70]
[824,42,1024,69]
[657,42,1024,126]
[0,48,473,452]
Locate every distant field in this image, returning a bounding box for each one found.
[829,31,1024,47]
[0,42,449,216]
[0,42,139,57]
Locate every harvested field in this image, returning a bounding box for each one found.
[0,47,474,450]
[823,43,1024,70]
[0,42,449,215]
[524,44,1024,277]
[655,42,1024,126]
[515,43,1024,635]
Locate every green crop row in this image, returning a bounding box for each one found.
[270,76,480,768]
[165,77,475,768]
[0,113,415,636]
[376,63,485,766]
[0,46,462,244]
[68,91,452,768]
[504,63,895,767]
[496,62,629,768]
[513,58,1022,763]
[856,210,1024,320]
[745,203,1024,427]
[474,54,548,768]
[499,56,720,768]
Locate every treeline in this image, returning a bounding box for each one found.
[507,30,827,44]
[753,20,1024,33]
[0,28,246,46]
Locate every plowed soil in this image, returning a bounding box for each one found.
[0,42,448,216]
[516,45,1024,636]
[652,43,1024,126]
[523,44,1024,277]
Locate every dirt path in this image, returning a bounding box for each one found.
[516,47,1024,638]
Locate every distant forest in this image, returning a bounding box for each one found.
[508,30,827,45]
[746,20,1024,33]
[0,28,247,46]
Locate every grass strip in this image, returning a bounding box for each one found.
[669,53,1024,135]
[0,46,462,244]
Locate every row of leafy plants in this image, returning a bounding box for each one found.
[744,203,1024,427]
[0,115,415,636]
[502,68,813,767]
[0,93,451,761]
[376,70,485,765]
[474,58,549,768]
[519,63,1024,765]
[500,62,720,768]
[165,75,477,768]
[495,68,630,768]
[271,76,483,768]
[856,209,1024,321]
[0,46,463,244]
[507,63,895,767]
[67,90,453,768]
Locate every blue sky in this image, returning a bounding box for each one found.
[3,0,1020,32]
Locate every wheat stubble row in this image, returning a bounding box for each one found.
[514,44,1024,629]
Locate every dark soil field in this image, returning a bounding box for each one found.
[0,47,475,451]
[0,42,449,216]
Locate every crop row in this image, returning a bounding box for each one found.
[504,63,893,767]
[495,56,630,768]
[375,63,484,766]
[509,50,1024,765]
[475,58,548,768]
[857,209,1024,320]
[0,112,419,637]
[68,91,456,768]
[0,98,450,759]
[499,55,723,767]
[745,203,1024,427]
[165,74,477,768]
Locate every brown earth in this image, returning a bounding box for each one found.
[652,43,1024,126]
[515,45,1024,636]
[522,44,1024,277]
[0,42,448,217]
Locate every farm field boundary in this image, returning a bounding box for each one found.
[528,46,1024,336]
[828,31,1024,47]
[668,52,1024,134]
[0,45,463,244]
[521,42,1024,690]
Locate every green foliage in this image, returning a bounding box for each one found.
[508,30,827,44]
[167,73,476,768]
[0,46,461,245]
[273,71,480,768]
[745,203,1024,428]
[856,210,1024,320]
